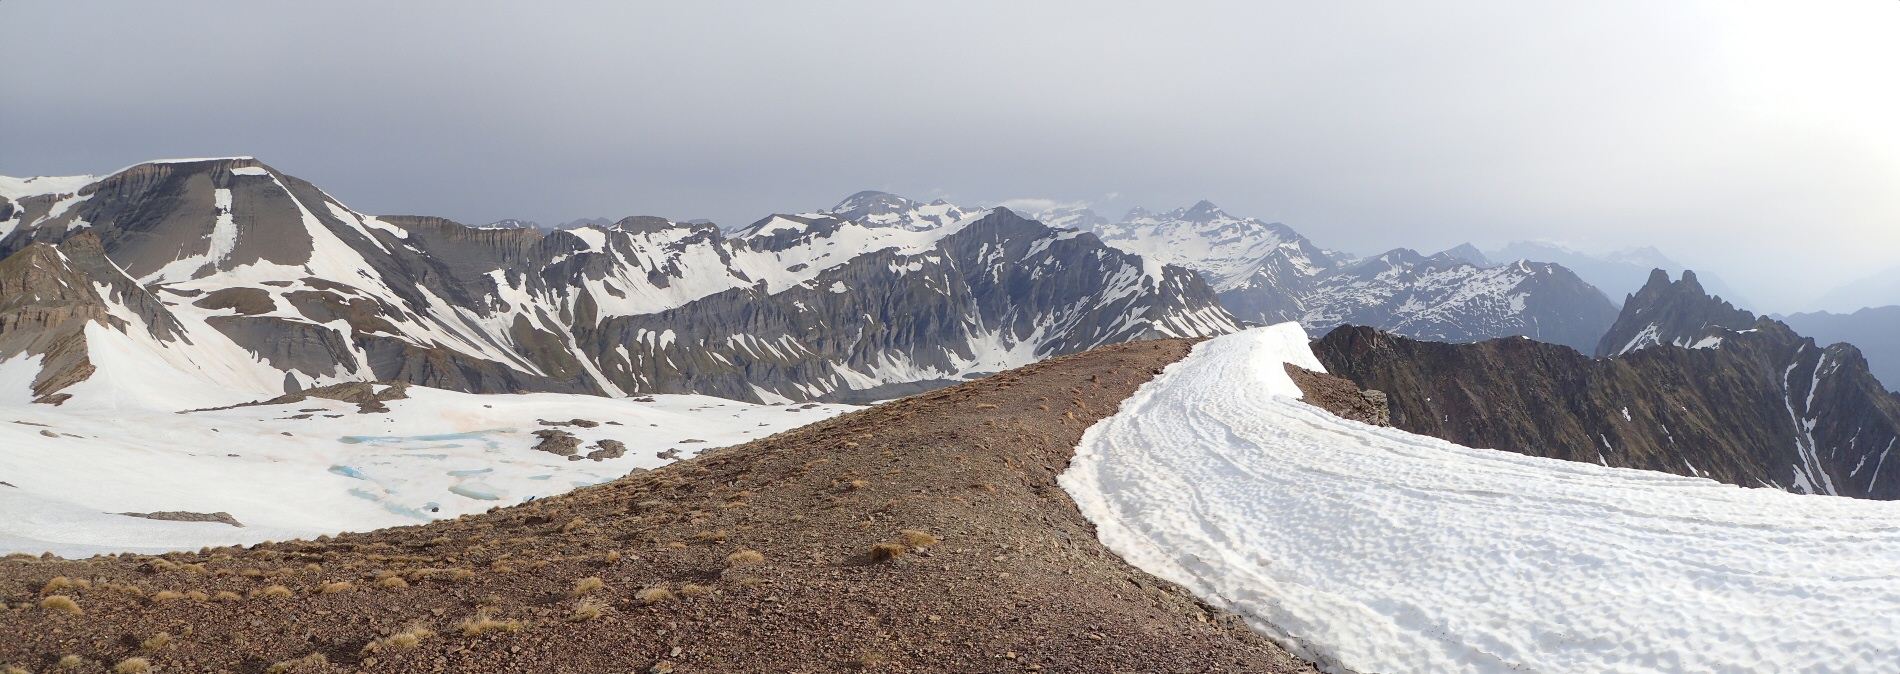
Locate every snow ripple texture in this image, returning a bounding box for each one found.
[1060,324,1900,674]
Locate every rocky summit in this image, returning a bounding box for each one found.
[1315,269,1900,500]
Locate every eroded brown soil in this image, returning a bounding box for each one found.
[1,339,1317,674]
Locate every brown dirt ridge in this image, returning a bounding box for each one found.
[1,339,1319,674]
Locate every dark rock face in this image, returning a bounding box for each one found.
[1595,269,1755,357]
[1314,321,1900,500]
[1284,364,1390,426]
[0,159,1240,405]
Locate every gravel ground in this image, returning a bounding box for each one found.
[0,339,1319,674]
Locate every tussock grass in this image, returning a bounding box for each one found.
[140,632,171,651]
[213,590,242,602]
[869,543,907,563]
[679,584,713,598]
[375,574,409,589]
[4,664,30,674]
[560,517,587,533]
[897,530,940,548]
[569,596,606,621]
[41,576,87,594]
[112,658,150,674]
[602,550,622,565]
[264,653,327,674]
[635,587,674,603]
[725,549,765,567]
[184,590,208,601]
[690,529,729,543]
[317,581,353,595]
[250,585,293,599]
[57,655,84,669]
[458,608,522,636]
[39,595,80,614]
[568,576,605,598]
[150,590,184,603]
[362,624,436,653]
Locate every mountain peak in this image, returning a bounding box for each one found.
[1596,269,1756,357]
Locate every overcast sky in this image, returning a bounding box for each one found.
[4,1,1897,312]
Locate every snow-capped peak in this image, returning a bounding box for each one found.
[826,190,985,232]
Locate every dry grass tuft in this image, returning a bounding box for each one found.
[635,587,674,603]
[140,632,171,651]
[58,655,84,669]
[847,479,869,491]
[213,590,242,602]
[724,549,765,567]
[362,624,436,654]
[41,576,87,595]
[112,658,151,674]
[315,581,352,595]
[375,574,409,589]
[250,585,293,599]
[854,652,888,669]
[602,550,621,565]
[897,530,940,548]
[458,607,522,636]
[39,595,80,614]
[663,541,688,551]
[263,653,327,674]
[690,529,729,543]
[568,596,606,621]
[568,576,605,598]
[4,665,29,674]
[869,543,907,563]
[560,517,587,534]
[447,568,476,582]
[150,590,184,603]
[679,584,713,598]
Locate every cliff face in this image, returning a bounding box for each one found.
[1315,287,1900,500]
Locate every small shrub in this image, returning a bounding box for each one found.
[897,530,939,548]
[569,576,605,598]
[251,585,293,599]
[141,632,171,651]
[724,549,765,567]
[458,608,522,636]
[39,595,80,614]
[635,587,673,603]
[568,596,606,621]
[317,581,353,595]
[679,584,713,598]
[869,543,906,563]
[112,658,151,674]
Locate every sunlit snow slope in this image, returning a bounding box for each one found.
[0,359,851,557]
[1062,324,1900,674]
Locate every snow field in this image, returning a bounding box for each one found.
[1061,323,1900,674]
[0,379,851,557]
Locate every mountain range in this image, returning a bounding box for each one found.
[1,158,1662,409]
[1317,268,1900,499]
[0,158,1235,407]
[1041,201,1619,352]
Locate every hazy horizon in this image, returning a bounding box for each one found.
[5,1,1896,313]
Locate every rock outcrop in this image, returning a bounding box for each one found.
[1314,274,1900,500]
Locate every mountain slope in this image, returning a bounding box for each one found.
[1061,201,1617,351]
[1779,306,1900,390]
[0,339,1315,674]
[0,161,1238,406]
[1316,272,1900,499]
